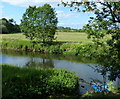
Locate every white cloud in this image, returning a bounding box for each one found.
[58,22,86,29]
[1,0,58,7]
[1,0,119,7]
[0,0,84,7]
[56,10,81,20]
[56,9,94,21]
[58,22,65,25]
[1,0,75,7]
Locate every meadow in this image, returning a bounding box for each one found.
[0,32,92,43]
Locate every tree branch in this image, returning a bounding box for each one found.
[106,2,119,23]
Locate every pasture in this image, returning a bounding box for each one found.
[0,32,92,43]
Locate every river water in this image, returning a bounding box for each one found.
[0,50,120,94]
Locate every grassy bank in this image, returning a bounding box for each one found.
[2,64,79,99]
[1,38,99,57]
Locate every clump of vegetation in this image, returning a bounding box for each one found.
[2,64,79,99]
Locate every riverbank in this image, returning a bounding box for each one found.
[2,64,79,99]
[0,32,110,58]
[1,38,102,58]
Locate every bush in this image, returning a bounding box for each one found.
[2,64,79,99]
[49,45,62,54]
[60,43,82,55]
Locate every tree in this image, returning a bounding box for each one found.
[0,18,8,34]
[21,4,58,43]
[0,18,21,34]
[61,1,120,80]
[0,25,8,34]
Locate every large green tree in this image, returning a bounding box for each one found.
[61,1,120,80]
[21,4,58,43]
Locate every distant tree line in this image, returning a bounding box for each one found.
[0,18,21,34]
[57,26,84,32]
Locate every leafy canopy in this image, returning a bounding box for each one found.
[21,4,58,42]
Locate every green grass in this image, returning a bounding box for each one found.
[55,32,92,43]
[0,32,92,43]
[0,33,27,40]
[0,32,111,44]
[2,64,79,99]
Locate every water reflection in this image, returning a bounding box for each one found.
[24,58,54,69]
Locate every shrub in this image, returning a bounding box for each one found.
[2,64,79,99]
[49,45,62,54]
[60,43,82,55]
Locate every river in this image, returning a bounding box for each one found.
[0,49,120,94]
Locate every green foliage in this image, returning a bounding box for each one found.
[60,43,81,55]
[21,4,58,42]
[61,1,120,81]
[0,25,8,34]
[0,18,21,34]
[2,64,79,99]
[60,43,100,56]
[49,45,62,54]
[82,2,120,81]
[1,39,33,51]
[1,38,103,56]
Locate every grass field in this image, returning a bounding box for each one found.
[0,32,92,43]
[55,32,92,43]
[0,33,27,40]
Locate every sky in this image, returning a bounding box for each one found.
[0,0,95,29]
